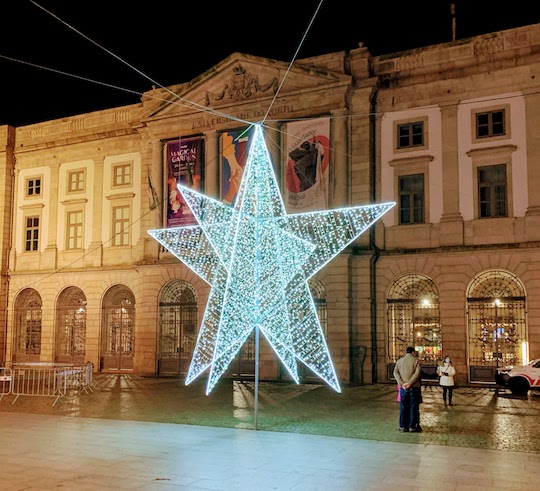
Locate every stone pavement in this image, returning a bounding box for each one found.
[1,375,539,490]
[1,374,540,453]
[1,411,539,491]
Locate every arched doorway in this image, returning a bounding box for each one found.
[13,288,42,363]
[467,270,527,383]
[158,280,198,375]
[101,285,135,371]
[55,287,87,365]
[387,274,441,378]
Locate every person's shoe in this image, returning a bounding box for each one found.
[410,426,423,433]
[399,427,409,432]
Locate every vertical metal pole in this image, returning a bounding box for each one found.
[495,301,499,370]
[254,179,261,431]
[254,324,260,430]
[450,3,456,41]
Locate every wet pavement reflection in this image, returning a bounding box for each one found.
[1,374,539,454]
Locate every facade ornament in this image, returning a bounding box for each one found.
[205,65,278,105]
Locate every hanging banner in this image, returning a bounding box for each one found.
[285,118,330,212]
[165,138,204,227]
[220,127,252,206]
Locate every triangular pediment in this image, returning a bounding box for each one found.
[143,52,350,122]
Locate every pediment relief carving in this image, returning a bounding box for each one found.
[204,64,278,106]
[144,53,349,122]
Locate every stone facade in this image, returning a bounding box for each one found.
[1,23,540,387]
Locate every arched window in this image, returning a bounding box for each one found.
[158,280,198,375]
[387,274,440,363]
[13,288,42,362]
[101,285,135,371]
[467,270,527,382]
[56,287,87,364]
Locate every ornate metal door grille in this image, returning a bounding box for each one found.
[56,287,87,364]
[467,270,527,382]
[158,280,198,375]
[14,288,42,362]
[101,285,135,370]
[387,274,440,364]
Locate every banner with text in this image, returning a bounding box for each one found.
[285,118,330,212]
[165,138,204,227]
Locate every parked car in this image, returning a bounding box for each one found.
[495,358,540,396]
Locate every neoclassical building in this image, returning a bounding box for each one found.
[1,21,540,387]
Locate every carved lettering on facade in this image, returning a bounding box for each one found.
[192,105,294,130]
[205,65,279,106]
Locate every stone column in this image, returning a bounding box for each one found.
[332,108,349,207]
[205,130,219,199]
[42,163,59,269]
[264,122,281,184]
[439,104,464,246]
[144,140,164,260]
[85,158,103,267]
[150,140,163,228]
[524,91,540,239]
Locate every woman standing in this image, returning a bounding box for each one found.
[437,356,456,406]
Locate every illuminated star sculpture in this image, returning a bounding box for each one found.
[149,124,394,394]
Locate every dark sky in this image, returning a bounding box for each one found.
[2,0,540,127]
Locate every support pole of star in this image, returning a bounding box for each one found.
[253,187,262,431]
[254,324,260,430]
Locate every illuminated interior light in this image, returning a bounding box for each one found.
[522,341,529,365]
[149,123,395,394]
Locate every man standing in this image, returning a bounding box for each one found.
[393,346,422,432]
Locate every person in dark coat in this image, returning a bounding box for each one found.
[393,346,422,432]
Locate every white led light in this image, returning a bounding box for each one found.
[149,124,395,394]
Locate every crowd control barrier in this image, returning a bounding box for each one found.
[0,362,94,406]
[0,368,12,401]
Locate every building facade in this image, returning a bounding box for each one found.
[1,22,540,387]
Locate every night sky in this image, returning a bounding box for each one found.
[1,0,540,127]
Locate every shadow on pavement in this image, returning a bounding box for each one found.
[1,373,539,453]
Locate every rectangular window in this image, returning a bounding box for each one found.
[66,211,83,249]
[397,122,424,149]
[478,164,507,218]
[26,177,41,197]
[112,206,130,246]
[113,163,132,187]
[25,216,40,252]
[399,174,424,224]
[476,110,505,138]
[67,170,85,192]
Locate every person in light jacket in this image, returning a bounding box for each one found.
[437,356,456,406]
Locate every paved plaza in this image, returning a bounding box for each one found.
[0,375,539,489]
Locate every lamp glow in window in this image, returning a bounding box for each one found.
[149,124,395,394]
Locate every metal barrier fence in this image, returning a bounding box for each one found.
[0,368,11,401]
[0,362,93,406]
